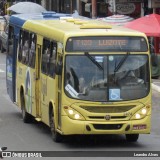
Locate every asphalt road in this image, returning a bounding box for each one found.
[0,52,160,160]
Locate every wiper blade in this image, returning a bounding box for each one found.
[85,52,103,70]
[114,52,130,72]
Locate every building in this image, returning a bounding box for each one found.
[78,0,145,19]
[42,0,149,19]
[41,0,77,14]
[4,0,160,19]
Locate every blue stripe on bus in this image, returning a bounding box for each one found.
[9,12,71,27]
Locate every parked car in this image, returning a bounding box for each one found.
[0,16,9,53]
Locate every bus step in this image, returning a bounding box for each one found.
[35,117,41,122]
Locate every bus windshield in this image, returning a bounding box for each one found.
[64,54,150,102]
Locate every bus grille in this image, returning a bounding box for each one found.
[88,116,127,120]
[93,124,123,130]
[80,106,135,113]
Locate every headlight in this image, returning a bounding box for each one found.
[131,105,151,120]
[141,108,147,115]
[135,113,141,119]
[64,106,85,120]
[74,114,80,119]
[68,109,74,115]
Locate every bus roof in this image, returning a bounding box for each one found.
[9,12,71,27]
[22,18,147,42]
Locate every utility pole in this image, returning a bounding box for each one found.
[57,0,59,12]
[41,0,46,9]
[78,0,82,15]
[48,0,52,11]
[76,0,79,13]
[92,0,97,19]
[113,0,116,14]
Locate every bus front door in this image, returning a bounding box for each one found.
[35,44,41,119]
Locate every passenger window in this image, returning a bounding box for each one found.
[41,39,50,74]
[28,33,36,68]
[48,42,57,78]
[41,39,57,77]
[18,31,23,62]
[18,30,29,65]
[22,31,29,65]
[8,25,14,55]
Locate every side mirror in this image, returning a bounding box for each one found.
[55,62,62,75]
[1,147,7,151]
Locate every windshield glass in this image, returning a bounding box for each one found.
[64,54,150,102]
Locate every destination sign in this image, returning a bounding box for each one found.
[66,36,148,52]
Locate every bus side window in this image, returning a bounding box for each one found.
[41,39,50,74]
[48,42,57,78]
[18,31,23,62]
[8,25,14,55]
[22,31,29,65]
[28,33,36,68]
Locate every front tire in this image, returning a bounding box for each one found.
[21,93,32,123]
[125,134,139,142]
[49,108,62,142]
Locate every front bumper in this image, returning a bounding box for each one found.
[60,115,151,135]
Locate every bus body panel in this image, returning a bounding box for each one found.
[60,115,150,135]
[6,13,71,103]
[6,24,21,102]
[6,56,14,101]
[7,15,152,140]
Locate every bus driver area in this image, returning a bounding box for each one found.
[63,54,151,135]
[64,54,148,101]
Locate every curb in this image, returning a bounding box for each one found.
[152,83,160,93]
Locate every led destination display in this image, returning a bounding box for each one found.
[66,36,148,52]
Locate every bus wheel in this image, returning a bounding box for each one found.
[49,109,62,142]
[125,134,139,142]
[21,94,32,123]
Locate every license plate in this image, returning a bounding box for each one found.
[133,124,147,130]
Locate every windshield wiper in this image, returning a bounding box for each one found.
[114,52,130,72]
[85,52,103,70]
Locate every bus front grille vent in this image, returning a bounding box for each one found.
[80,106,135,113]
[88,116,127,120]
[93,124,123,130]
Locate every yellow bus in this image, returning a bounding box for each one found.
[9,17,151,142]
